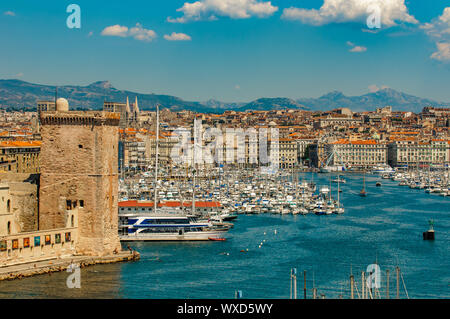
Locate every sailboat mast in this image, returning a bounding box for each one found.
[192,119,197,215]
[337,177,340,208]
[154,104,159,212]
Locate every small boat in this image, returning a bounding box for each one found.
[223,214,238,221]
[376,182,381,187]
[332,176,346,184]
[359,173,367,197]
[209,237,226,241]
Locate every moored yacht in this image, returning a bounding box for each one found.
[372,164,395,174]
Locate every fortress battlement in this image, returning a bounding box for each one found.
[40,111,120,126]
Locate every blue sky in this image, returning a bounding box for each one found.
[0,0,449,102]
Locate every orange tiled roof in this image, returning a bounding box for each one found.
[118,200,221,208]
[389,136,417,142]
[333,139,377,145]
[0,140,41,148]
[391,131,419,135]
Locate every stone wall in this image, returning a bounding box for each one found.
[9,182,38,232]
[0,174,39,234]
[39,111,121,256]
[0,227,77,266]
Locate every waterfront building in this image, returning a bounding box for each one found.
[121,138,147,170]
[147,132,179,167]
[291,136,317,166]
[326,139,388,169]
[0,140,41,173]
[0,173,78,266]
[388,139,450,168]
[118,200,221,215]
[278,138,298,168]
[314,114,362,129]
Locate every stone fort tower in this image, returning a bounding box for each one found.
[39,99,121,256]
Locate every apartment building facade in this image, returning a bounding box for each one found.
[326,139,388,169]
[388,139,449,167]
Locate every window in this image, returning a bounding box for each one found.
[71,215,74,227]
[7,221,11,235]
[66,200,72,210]
[79,200,84,208]
[7,199,10,213]
[0,240,6,251]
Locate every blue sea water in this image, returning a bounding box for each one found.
[0,173,448,299]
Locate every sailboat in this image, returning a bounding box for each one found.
[334,175,345,214]
[359,172,367,197]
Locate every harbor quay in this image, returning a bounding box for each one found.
[0,251,139,281]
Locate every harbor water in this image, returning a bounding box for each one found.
[0,173,448,299]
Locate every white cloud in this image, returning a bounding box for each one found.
[350,46,367,52]
[282,0,417,28]
[4,11,15,16]
[431,42,450,61]
[129,24,157,41]
[420,7,450,61]
[347,41,367,53]
[101,25,129,37]
[164,32,192,41]
[101,23,157,41]
[168,0,278,23]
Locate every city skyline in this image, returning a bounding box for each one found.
[0,0,449,103]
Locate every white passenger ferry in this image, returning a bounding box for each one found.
[119,214,227,241]
[371,164,395,174]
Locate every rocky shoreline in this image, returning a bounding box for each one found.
[0,251,140,281]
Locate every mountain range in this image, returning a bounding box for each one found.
[0,79,447,113]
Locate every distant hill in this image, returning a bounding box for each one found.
[297,89,448,113]
[0,79,447,113]
[201,99,245,111]
[0,79,206,112]
[237,98,308,111]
